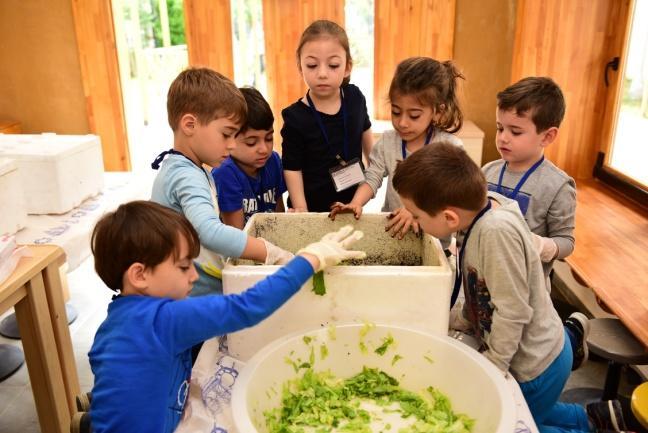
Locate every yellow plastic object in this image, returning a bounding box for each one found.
[632,381,648,429]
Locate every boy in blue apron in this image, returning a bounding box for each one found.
[482,77,587,371]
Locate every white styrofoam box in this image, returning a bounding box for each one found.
[223,212,452,361]
[0,133,104,214]
[232,324,516,433]
[457,120,485,166]
[371,119,484,165]
[0,158,27,234]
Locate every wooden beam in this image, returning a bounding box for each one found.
[374,0,456,120]
[70,0,130,171]
[262,0,345,152]
[183,0,234,78]
[511,0,626,179]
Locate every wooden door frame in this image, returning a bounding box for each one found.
[594,0,648,202]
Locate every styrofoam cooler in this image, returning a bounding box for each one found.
[223,213,453,361]
[0,158,27,234]
[0,133,104,214]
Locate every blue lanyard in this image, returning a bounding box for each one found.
[401,127,434,159]
[306,89,349,162]
[496,156,544,200]
[151,148,209,181]
[450,200,492,308]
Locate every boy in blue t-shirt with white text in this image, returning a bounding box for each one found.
[213,87,286,229]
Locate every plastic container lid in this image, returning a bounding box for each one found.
[0,133,100,161]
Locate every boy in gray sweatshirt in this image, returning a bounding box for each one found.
[483,77,587,371]
[393,143,631,433]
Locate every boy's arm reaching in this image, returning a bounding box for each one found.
[166,163,248,258]
[156,226,366,350]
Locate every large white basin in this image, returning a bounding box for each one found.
[231,324,516,433]
[223,212,453,361]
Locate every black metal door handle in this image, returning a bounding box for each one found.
[605,57,620,87]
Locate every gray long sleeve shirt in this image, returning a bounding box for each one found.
[461,193,564,382]
[482,158,576,279]
[364,129,463,212]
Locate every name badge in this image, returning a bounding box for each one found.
[329,158,365,192]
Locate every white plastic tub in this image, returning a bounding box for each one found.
[0,133,104,214]
[0,158,27,234]
[223,212,452,361]
[231,324,516,433]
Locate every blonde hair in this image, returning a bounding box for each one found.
[389,57,464,133]
[296,20,353,87]
[167,67,246,131]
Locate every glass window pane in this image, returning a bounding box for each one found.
[345,0,375,117]
[609,0,648,187]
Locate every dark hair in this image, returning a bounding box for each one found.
[238,87,274,134]
[389,57,465,133]
[167,67,247,131]
[91,201,200,292]
[497,77,566,132]
[296,20,353,87]
[393,142,486,214]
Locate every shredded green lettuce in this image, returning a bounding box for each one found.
[374,334,395,356]
[312,271,326,295]
[264,367,474,433]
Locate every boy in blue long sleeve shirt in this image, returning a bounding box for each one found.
[87,200,364,433]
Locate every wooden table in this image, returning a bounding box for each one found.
[0,245,80,433]
[566,179,648,348]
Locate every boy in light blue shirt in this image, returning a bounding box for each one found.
[151,68,292,296]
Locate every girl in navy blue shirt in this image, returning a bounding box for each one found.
[281,20,373,212]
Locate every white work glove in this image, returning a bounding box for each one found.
[261,238,294,265]
[531,233,558,263]
[297,225,366,272]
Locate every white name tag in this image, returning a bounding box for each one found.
[329,158,365,192]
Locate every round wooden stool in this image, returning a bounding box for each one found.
[587,318,648,400]
[632,382,648,429]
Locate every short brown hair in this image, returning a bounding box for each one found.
[497,77,565,132]
[393,142,486,215]
[296,20,353,87]
[238,87,274,134]
[389,57,465,133]
[91,201,200,292]
[167,67,247,131]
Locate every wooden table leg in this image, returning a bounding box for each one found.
[15,272,71,433]
[43,262,81,414]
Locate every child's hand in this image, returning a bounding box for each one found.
[385,207,420,239]
[531,233,558,262]
[328,202,363,220]
[260,238,294,265]
[297,225,366,272]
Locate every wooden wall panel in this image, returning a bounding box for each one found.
[262,0,345,150]
[183,0,234,78]
[374,0,456,120]
[511,0,624,179]
[71,0,130,171]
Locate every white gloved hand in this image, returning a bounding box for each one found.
[297,225,367,272]
[531,233,558,262]
[261,238,294,265]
